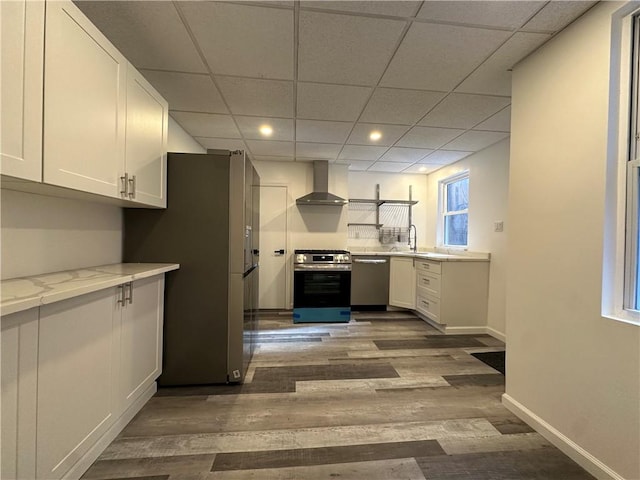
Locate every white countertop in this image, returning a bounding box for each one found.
[1,263,180,316]
[349,251,490,262]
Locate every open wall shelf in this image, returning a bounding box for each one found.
[347,184,417,239]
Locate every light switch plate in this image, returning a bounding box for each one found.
[494,221,504,232]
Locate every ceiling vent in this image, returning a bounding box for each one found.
[295,161,347,207]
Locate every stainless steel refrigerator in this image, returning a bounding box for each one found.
[123,150,260,386]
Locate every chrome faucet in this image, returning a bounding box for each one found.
[408,224,417,252]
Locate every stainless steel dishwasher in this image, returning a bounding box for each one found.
[350,256,390,310]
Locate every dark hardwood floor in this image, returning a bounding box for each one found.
[82,311,595,480]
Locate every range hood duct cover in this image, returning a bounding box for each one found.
[296,160,347,206]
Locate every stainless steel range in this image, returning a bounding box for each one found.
[293,249,351,323]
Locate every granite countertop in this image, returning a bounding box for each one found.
[349,251,490,262]
[1,263,180,316]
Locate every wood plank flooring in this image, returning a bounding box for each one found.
[82,311,595,480]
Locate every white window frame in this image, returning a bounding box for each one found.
[602,4,640,326]
[439,171,469,249]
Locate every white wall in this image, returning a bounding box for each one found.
[253,160,349,251]
[1,189,122,279]
[425,139,510,338]
[508,2,639,478]
[167,116,205,154]
[347,171,427,251]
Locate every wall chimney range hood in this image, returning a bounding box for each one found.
[296,160,347,206]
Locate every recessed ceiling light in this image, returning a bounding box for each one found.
[419,166,427,172]
[369,130,382,141]
[259,125,273,137]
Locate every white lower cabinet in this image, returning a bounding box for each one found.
[37,288,120,480]
[0,275,165,480]
[389,256,416,309]
[119,277,164,411]
[415,259,489,330]
[1,309,39,480]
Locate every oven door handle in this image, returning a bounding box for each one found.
[294,264,352,271]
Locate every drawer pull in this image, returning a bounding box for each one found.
[422,300,429,307]
[422,278,430,285]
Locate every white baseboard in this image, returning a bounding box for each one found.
[63,382,157,480]
[502,393,624,480]
[415,312,506,342]
[486,326,506,342]
[444,325,488,335]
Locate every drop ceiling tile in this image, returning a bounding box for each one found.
[522,1,596,33]
[296,143,342,160]
[343,160,375,171]
[194,137,247,151]
[170,112,240,138]
[298,11,406,86]
[456,32,551,96]
[139,70,227,114]
[417,1,544,29]
[297,83,372,121]
[245,140,294,157]
[381,22,511,91]
[253,155,295,162]
[301,1,421,17]
[419,150,473,165]
[360,88,446,125]
[474,106,511,132]
[75,1,206,72]
[235,117,294,141]
[379,147,432,163]
[338,145,388,161]
[368,161,414,172]
[347,124,410,147]
[179,2,293,80]
[442,131,509,151]
[403,164,441,174]
[397,126,465,149]
[296,120,353,144]
[216,77,294,117]
[419,93,510,129]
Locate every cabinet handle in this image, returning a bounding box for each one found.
[117,285,125,305]
[422,300,429,307]
[423,278,430,285]
[128,175,136,199]
[125,282,134,304]
[120,173,129,197]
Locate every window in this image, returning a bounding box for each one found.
[603,4,640,325]
[440,172,469,248]
[626,15,640,311]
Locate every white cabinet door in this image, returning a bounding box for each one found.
[389,257,416,309]
[1,309,39,480]
[0,0,44,181]
[36,288,119,480]
[43,0,126,198]
[119,277,164,411]
[125,66,168,208]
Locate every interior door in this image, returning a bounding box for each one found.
[259,186,287,309]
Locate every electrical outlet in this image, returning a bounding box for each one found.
[232,369,241,379]
[494,221,504,232]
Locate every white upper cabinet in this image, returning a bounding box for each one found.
[43,0,127,197]
[41,0,168,207]
[125,67,168,208]
[0,0,44,181]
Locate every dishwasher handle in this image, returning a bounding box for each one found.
[353,258,388,264]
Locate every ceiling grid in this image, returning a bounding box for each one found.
[76,0,597,174]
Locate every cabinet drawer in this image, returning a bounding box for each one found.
[416,292,441,323]
[416,259,441,275]
[417,271,440,297]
